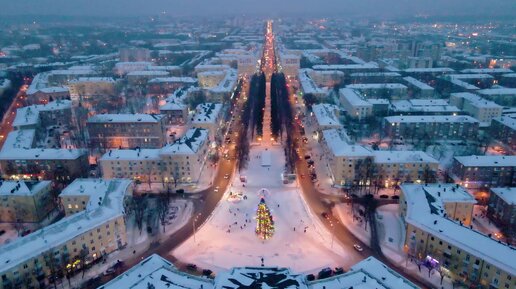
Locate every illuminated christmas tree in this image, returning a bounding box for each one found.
[255,198,275,240]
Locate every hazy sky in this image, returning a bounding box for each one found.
[0,0,514,18]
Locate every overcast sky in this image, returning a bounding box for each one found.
[0,0,514,18]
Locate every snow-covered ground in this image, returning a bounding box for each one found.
[173,145,350,274]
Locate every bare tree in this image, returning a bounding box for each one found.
[157,193,171,233]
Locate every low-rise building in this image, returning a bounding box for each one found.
[384,115,479,141]
[451,155,516,189]
[190,103,223,142]
[390,99,460,115]
[99,128,209,184]
[338,88,373,120]
[346,83,408,100]
[0,179,132,289]
[68,77,116,106]
[127,70,169,85]
[86,114,166,151]
[147,77,197,95]
[477,88,516,107]
[311,103,342,131]
[487,187,516,242]
[450,92,502,125]
[403,76,435,98]
[490,116,516,150]
[399,184,515,289]
[0,180,53,223]
[12,99,72,131]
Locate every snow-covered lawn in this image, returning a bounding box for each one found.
[173,145,350,274]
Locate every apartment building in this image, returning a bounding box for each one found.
[384,115,479,141]
[490,116,516,150]
[320,129,438,187]
[99,128,209,184]
[68,77,116,106]
[487,187,515,242]
[0,180,53,223]
[390,99,460,116]
[399,184,515,289]
[147,77,197,95]
[450,92,502,125]
[0,179,132,289]
[12,99,72,131]
[346,83,408,100]
[190,103,223,142]
[86,114,166,151]
[338,88,373,120]
[451,155,516,189]
[312,103,342,131]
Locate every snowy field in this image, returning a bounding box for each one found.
[173,145,350,273]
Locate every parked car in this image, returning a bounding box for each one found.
[379,194,389,199]
[224,173,230,179]
[353,244,363,252]
[306,274,315,281]
[317,267,333,279]
[103,268,116,276]
[186,264,197,271]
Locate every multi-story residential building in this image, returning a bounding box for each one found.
[298,69,329,99]
[320,130,438,187]
[383,115,479,141]
[59,178,118,216]
[98,254,421,289]
[198,70,227,88]
[490,116,516,150]
[114,61,153,76]
[450,92,502,125]
[0,179,132,289]
[99,128,209,184]
[279,53,300,78]
[86,114,166,151]
[147,77,197,95]
[126,70,170,86]
[346,83,408,100]
[12,100,72,131]
[190,103,223,142]
[487,187,516,243]
[338,88,373,120]
[0,180,53,223]
[390,99,460,116]
[68,77,116,106]
[403,76,435,98]
[159,99,188,126]
[372,150,439,187]
[477,88,516,107]
[0,129,89,182]
[451,155,516,189]
[399,184,515,289]
[119,47,151,62]
[350,72,402,84]
[311,103,342,131]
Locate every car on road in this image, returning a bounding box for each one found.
[353,244,363,252]
[214,186,219,192]
[321,212,330,220]
[103,268,116,276]
[379,194,389,199]
[224,173,230,179]
[317,267,333,279]
[186,264,197,271]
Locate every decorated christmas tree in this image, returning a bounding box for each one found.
[255,198,275,240]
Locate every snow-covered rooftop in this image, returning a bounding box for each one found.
[372,150,438,164]
[99,254,213,289]
[385,115,479,124]
[87,114,164,123]
[461,68,513,74]
[0,180,51,196]
[347,83,407,90]
[477,88,516,96]
[339,88,372,107]
[1,129,35,150]
[493,116,516,130]
[402,184,515,276]
[451,92,502,109]
[60,179,113,211]
[0,179,131,274]
[404,67,454,73]
[454,155,516,167]
[313,63,378,70]
[312,103,341,128]
[100,148,161,161]
[127,70,169,77]
[403,76,434,90]
[490,187,516,205]
[192,103,222,124]
[161,128,208,155]
[148,77,197,84]
[13,100,72,127]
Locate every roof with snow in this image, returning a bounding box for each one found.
[454,155,516,167]
[192,103,222,124]
[493,116,516,130]
[385,115,479,124]
[402,76,434,90]
[312,103,341,128]
[60,179,113,211]
[401,184,515,276]
[339,88,373,107]
[87,114,164,124]
[372,150,438,164]
[13,100,72,127]
[0,180,51,196]
[98,254,213,289]
[161,128,208,155]
[100,149,161,161]
[490,187,516,205]
[347,83,407,90]
[148,77,197,84]
[0,179,131,274]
